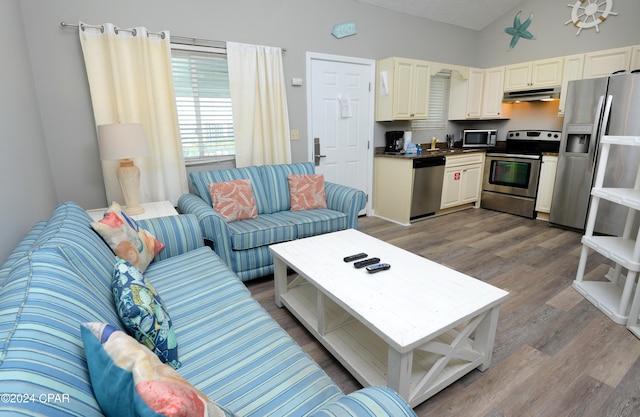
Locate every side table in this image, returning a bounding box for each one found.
[86,201,178,221]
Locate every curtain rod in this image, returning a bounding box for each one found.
[60,22,286,52]
[60,21,166,39]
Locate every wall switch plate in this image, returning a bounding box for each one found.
[290,129,300,140]
[291,78,303,86]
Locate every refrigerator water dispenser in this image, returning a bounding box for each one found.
[566,134,590,153]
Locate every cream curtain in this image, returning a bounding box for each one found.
[79,22,188,206]
[226,42,291,167]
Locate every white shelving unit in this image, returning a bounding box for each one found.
[574,135,640,328]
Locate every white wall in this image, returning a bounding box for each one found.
[17,0,479,213]
[0,0,57,263]
[477,0,640,68]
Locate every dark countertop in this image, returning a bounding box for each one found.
[374,147,487,159]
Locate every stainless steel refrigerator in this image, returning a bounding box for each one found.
[550,73,640,235]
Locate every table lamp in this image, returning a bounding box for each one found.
[97,123,151,215]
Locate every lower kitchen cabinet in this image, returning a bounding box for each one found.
[440,153,484,210]
[373,156,414,225]
[535,154,558,217]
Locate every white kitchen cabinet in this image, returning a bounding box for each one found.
[574,136,640,329]
[373,156,414,225]
[376,57,430,121]
[450,66,508,120]
[558,54,585,115]
[631,45,640,72]
[504,58,564,92]
[441,153,484,209]
[482,66,507,118]
[448,67,484,120]
[535,154,558,216]
[583,46,631,79]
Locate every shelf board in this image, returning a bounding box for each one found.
[591,188,640,211]
[581,236,640,271]
[601,135,640,146]
[281,282,488,406]
[573,280,631,324]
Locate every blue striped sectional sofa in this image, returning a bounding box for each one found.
[0,201,416,417]
[179,162,366,281]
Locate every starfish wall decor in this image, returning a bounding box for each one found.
[505,11,535,51]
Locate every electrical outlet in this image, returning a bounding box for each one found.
[290,129,300,140]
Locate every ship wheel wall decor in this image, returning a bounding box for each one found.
[565,0,617,35]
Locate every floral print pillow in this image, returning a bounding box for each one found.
[91,202,165,272]
[112,258,180,369]
[208,179,259,222]
[288,174,327,211]
[81,322,237,417]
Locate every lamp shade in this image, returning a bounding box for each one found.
[97,123,150,161]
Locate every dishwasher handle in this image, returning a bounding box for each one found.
[413,156,446,169]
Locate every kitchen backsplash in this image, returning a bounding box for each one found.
[376,100,564,146]
[447,100,564,141]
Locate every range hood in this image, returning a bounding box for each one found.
[503,87,561,102]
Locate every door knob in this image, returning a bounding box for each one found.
[314,138,327,166]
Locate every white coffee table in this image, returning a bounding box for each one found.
[270,229,508,407]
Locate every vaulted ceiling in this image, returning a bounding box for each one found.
[354,0,524,31]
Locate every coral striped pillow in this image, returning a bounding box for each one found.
[208,179,258,222]
[288,174,327,211]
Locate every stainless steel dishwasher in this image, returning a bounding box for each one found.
[410,156,446,219]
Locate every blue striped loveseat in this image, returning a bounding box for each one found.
[179,163,366,281]
[0,201,415,417]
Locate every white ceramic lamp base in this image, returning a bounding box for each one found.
[117,159,145,215]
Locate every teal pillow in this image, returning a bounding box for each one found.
[112,258,181,369]
[81,322,237,417]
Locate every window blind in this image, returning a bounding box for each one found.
[411,71,450,130]
[171,47,235,164]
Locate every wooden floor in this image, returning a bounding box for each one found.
[246,208,640,417]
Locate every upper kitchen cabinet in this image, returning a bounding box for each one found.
[448,66,508,120]
[583,46,631,79]
[503,58,564,92]
[449,67,484,119]
[558,54,585,115]
[376,57,430,121]
[482,66,508,118]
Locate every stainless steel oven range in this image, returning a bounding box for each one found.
[481,130,561,218]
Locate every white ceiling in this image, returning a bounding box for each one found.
[355,0,524,31]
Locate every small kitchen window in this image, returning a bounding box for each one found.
[411,71,450,130]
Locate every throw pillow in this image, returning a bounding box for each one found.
[81,322,237,417]
[208,179,258,222]
[113,258,181,369]
[288,174,328,211]
[91,202,165,272]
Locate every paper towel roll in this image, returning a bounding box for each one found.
[403,131,412,151]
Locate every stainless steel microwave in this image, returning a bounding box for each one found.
[462,129,497,148]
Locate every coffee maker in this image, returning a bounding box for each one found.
[385,131,404,154]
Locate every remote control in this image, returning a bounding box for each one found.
[366,263,391,273]
[354,258,380,269]
[343,253,368,262]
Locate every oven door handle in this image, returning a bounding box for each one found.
[486,153,541,160]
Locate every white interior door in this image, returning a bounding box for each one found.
[307,52,375,215]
